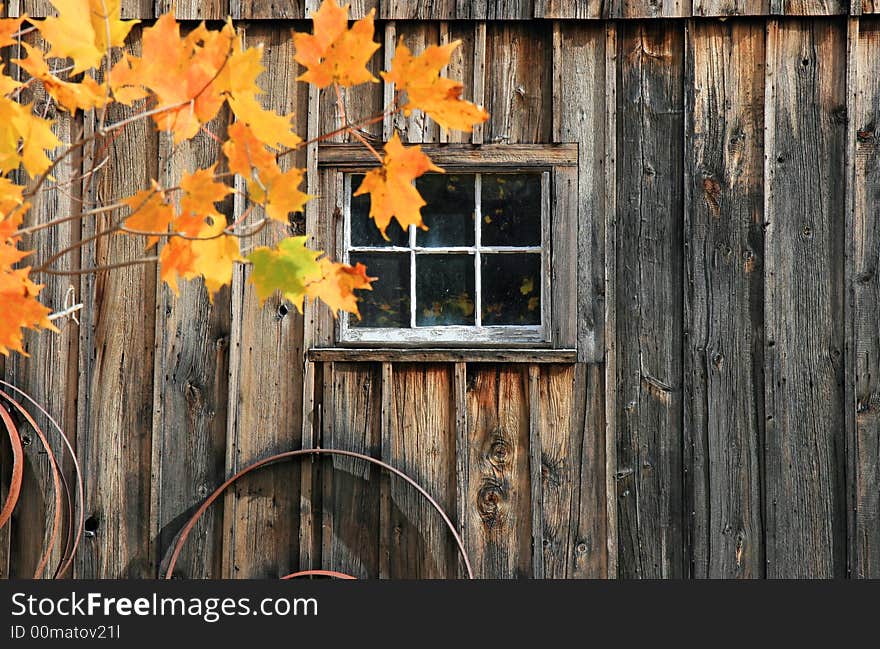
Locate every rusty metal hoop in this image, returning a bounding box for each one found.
[165,448,474,580]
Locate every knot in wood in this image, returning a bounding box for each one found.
[477,478,505,528]
[487,433,510,466]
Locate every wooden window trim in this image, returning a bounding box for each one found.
[312,143,580,358]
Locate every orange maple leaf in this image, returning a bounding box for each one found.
[159,218,242,300]
[122,184,175,249]
[305,258,374,317]
[223,122,309,223]
[353,133,443,238]
[293,0,379,89]
[0,267,57,356]
[0,12,25,49]
[382,40,488,132]
[111,14,234,142]
[15,44,107,113]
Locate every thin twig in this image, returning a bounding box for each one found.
[40,257,158,276]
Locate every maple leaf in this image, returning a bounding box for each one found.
[382,40,488,132]
[247,236,322,307]
[15,44,107,113]
[293,0,379,88]
[0,65,21,96]
[222,39,301,150]
[159,218,242,300]
[0,99,61,176]
[37,0,137,74]
[0,12,25,49]
[122,185,174,248]
[0,205,29,269]
[0,267,57,356]
[305,258,374,317]
[179,165,232,226]
[112,14,234,142]
[353,133,443,238]
[223,122,309,223]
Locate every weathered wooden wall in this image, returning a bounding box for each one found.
[2,6,879,579]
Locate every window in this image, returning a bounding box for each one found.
[340,171,551,345]
[315,143,579,352]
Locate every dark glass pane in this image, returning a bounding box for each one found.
[350,174,409,247]
[349,253,410,328]
[481,174,542,246]
[481,253,542,325]
[415,173,476,247]
[415,254,475,326]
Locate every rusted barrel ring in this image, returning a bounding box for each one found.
[165,448,474,580]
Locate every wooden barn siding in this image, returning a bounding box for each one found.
[2,16,880,579]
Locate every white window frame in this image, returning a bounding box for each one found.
[338,170,552,346]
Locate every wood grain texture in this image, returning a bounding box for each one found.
[614,21,685,579]
[75,29,158,578]
[233,0,305,19]
[306,0,377,18]
[694,0,770,16]
[553,22,607,362]
[463,365,531,578]
[157,0,228,20]
[850,17,880,577]
[381,0,533,18]
[440,22,477,144]
[308,348,577,362]
[685,20,765,578]
[535,0,602,17]
[150,109,231,579]
[483,22,552,144]
[382,364,456,578]
[610,0,692,19]
[318,143,578,167]
[222,24,307,579]
[533,364,607,578]
[10,0,150,18]
[322,362,382,577]
[763,19,847,578]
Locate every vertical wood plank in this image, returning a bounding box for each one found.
[150,109,231,579]
[472,22,487,145]
[553,22,607,362]
[483,22,552,145]
[610,0,692,19]
[76,27,157,578]
[614,20,685,579]
[685,20,766,578]
[464,365,531,578]
[382,363,456,578]
[323,362,381,578]
[222,24,308,579]
[603,22,619,579]
[533,364,608,578]
[850,17,880,578]
[764,18,847,578]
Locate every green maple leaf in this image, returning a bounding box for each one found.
[247,236,322,307]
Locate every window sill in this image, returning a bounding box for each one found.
[307,348,577,363]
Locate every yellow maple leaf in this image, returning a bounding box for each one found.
[159,218,242,300]
[0,65,21,96]
[179,165,232,225]
[15,44,107,113]
[353,133,443,238]
[293,0,379,88]
[37,0,137,74]
[305,258,375,317]
[382,40,489,132]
